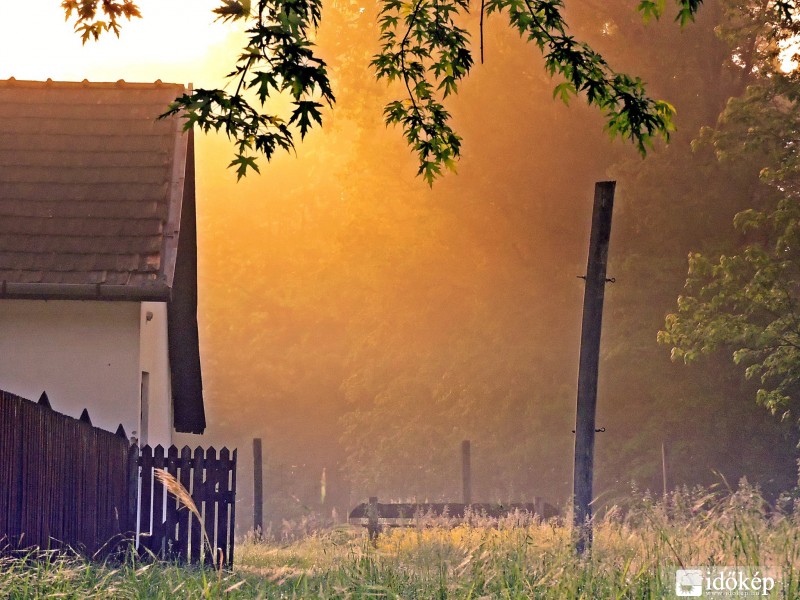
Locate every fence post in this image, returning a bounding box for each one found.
[461,440,472,505]
[367,496,380,543]
[230,448,238,567]
[662,441,668,500]
[253,438,263,538]
[127,444,139,538]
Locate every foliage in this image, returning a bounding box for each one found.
[659,0,800,426]
[374,0,682,185]
[161,0,334,181]
[61,0,141,42]
[57,0,776,182]
[659,161,800,422]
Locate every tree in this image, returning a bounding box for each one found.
[59,0,764,182]
[659,0,800,426]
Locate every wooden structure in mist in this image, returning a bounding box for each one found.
[349,498,558,538]
[461,440,471,504]
[253,437,264,536]
[136,444,237,567]
[348,439,556,537]
[572,181,615,553]
[0,389,134,556]
[0,390,237,566]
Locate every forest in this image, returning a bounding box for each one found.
[170,0,800,531]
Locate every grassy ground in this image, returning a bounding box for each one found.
[3,482,800,598]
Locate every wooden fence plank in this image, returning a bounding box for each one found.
[189,446,204,564]
[47,413,60,548]
[0,396,10,543]
[217,448,231,566]
[177,446,192,560]
[62,412,76,549]
[229,448,237,567]
[10,395,22,545]
[203,447,217,566]
[138,444,153,554]
[21,401,38,546]
[127,444,139,538]
[151,445,166,558]
[0,397,8,541]
[39,408,52,548]
[88,426,100,552]
[164,445,179,559]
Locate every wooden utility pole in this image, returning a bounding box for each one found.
[253,438,263,537]
[573,181,616,554]
[461,440,472,505]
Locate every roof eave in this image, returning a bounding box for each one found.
[160,84,190,289]
[0,281,172,302]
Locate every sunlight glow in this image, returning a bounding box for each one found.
[0,1,244,84]
[779,38,800,73]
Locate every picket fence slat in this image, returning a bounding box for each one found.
[177,446,192,561]
[164,445,179,559]
[151,445,166,556]
[138,445,153,552]
[203,447,217,566]
[217,448,230,566]
[132,443,237,567]
[229,448,238,566]
[189,446,204,564]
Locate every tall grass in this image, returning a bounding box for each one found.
[0,546,250,599]
[2,480,799,598]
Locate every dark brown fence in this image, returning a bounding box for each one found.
[0,391,238,566]
[136,444,237,567]
[0,390,134,556]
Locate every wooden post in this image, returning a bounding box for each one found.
[253,438,263,538]
[573,181,616,554]
[127,443,139,538]
[662,441,668,500]
[461,440,472,505]
[367,496,380,542]
[230,448,238,567]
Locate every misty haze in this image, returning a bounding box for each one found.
[2,0,800,597]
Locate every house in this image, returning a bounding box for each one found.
[0,78,205,446]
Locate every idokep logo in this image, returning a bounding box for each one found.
[676,570,703,597]
[674,567,778,597]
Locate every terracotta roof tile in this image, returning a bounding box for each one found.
[0,78,188,298]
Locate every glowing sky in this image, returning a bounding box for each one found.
[0,2,307,214]
[0,1,243,85]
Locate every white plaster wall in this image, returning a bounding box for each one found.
[0,300,142,437]
[138,302,173,447]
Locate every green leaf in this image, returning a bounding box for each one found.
[213,0,252,22]
[289,101,324,138]
[229,154,261,180]
[552,81,576,104]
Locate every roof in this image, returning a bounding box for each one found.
[0,78,188,300]
[0,78,205,434]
